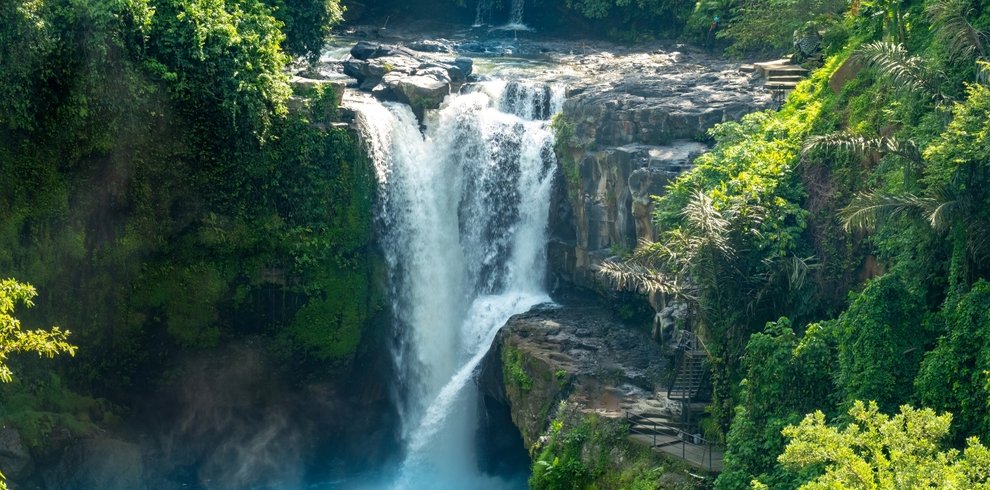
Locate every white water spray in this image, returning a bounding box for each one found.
[351,81,564,489]
[509,0,525,26]
[474,0,492,27]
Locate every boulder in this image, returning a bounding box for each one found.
[383,68,451,120]
[0,428,33,481]
[342,59,387,84]
[407,39,454,53]
[350,40,393,60]
[42,438,144,490]
[341,42,476,121]
[453,57,474,79]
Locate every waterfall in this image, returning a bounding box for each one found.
[474,0,492,27]
[351,81,564,489]
[509,0,525,27]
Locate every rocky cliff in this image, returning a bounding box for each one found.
[547,47,770,290]
[478,302,702,487]
[479,302,665,449]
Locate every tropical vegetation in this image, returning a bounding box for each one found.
[599,0,990,487]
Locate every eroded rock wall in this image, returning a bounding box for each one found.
[479,303,664,449]
[547,50,770,291]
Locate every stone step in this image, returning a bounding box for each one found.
[739,64,756,73]
[765,66,808,77]
[634,416,678,426]
[767,75,805,82]
[765,81,800,89]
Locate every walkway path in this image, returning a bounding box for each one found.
[626,409,724,472]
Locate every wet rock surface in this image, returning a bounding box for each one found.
[502,303,662,386]
[480,301,665,447]
[41,438,144,490]
[333,37,477,120]
[544,47,769,291]
[0,428,33,481]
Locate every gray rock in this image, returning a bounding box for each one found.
[479,303,665,448]
[350,40,393,60]
[407,39,454,53]
[341,42,472,120]
[42,438,144,490]
[383,69,451,120]
[342,59,385,83]
[453,57,474,79]
[541,46,769,292]
[0,428,33,481]
[549,141,707,290]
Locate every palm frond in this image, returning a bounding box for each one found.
[965,219,990,262]
[803,132,922,165]
[978,60,990,84]
[785,255,818,290]
[596,260,684,296]
[855,41,939,98]
[629,238,680,270]
[926,199,958,232]
[928,0,987,60]
[840,191,934,232]
[681,190,734,259]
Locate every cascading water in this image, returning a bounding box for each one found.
[508,0,525,27]
[352,80,564,489]
[474,0,492,27]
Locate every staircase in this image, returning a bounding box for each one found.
[742,59,810,109]
[667,349,708,401]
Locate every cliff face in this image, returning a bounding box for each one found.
[482,43,770,485]
[479,303,702,488]
[479,303,665,449]
[547,49,769,290]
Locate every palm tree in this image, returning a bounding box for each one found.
[598,190,738,306]
[928,0,987,69]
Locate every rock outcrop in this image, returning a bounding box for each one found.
[479,302,664,449]
[340,41,475,120]
[0,428,33,481]
[545,47,770,291]
[41,438,144,490]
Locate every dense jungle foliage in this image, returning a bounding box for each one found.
[353,0,847,49]
[597,0,990,488]
[0,0,382,450]
[4,0,990,488]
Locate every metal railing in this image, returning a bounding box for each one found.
[625,411,720,473]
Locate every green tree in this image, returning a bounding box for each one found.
[916,281,990,443]
[832,273,928,413]
[0,279,78,490]
[265,0,344,60]
[716,318,836,489]
[707,0,845,55]
[768,400,990,489]
[0,279,76,383]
